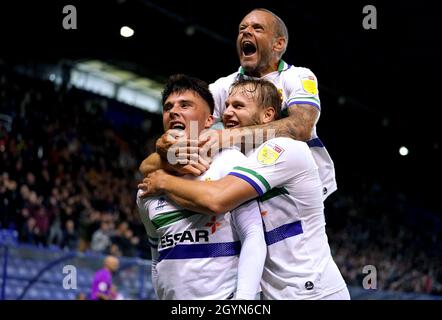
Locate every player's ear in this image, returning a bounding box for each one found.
[204,115,214,128]
[273,36,286,55]
[262,107,275,124]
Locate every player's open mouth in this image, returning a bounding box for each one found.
[242,41,257,56]
[170,122,186,130]
[224,120,240,128]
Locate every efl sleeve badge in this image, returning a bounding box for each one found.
[301,77,318,95]
[257,143,285,165]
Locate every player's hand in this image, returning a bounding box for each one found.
[167,138,211,176]
[172,161,210,177]
[138,169,169,198]
[156,129,185,158]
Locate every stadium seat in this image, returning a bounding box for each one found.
[0,229,18,245]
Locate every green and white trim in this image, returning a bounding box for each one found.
[286,96,321,110]
[152,210,197,229]
[228,166,271,196]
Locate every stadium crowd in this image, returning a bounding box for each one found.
[0,65,161,259]
[0,66,441,295]
[327,186,442,295]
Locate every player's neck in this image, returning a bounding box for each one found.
[245,61,279,78]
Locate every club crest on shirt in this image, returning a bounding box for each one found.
[258,143,285,165]
[155,197,167,210]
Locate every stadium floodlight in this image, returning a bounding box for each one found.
[399,146,409,156]
[120,26,134,38]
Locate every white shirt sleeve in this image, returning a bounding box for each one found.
[231,200,266,300]
[150,247,159,298]
[209,147,248,177]
[209,72,238,120]
[209,79,228,121]
[136,191,160,297]
[284,67,321,111]
[229,137,317,195]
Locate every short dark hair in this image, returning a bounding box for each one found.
[229,78,281,120]
[252,8,289,56]
[162,74,214,114]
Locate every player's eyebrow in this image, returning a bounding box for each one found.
[176,99,194,106]
[252,23,264,29]
[163,101,173,110]
[225,98,245,107]
[163,99,195,109]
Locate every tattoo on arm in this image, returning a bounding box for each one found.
[275,103,319,141]
[226,103,319,148]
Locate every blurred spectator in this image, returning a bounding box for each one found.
[62,219,78,250]
[47,212,63,247]
[20,216,37,244]
[33,205,50,245]
[111,221,140,257]
[90,219,113,253]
